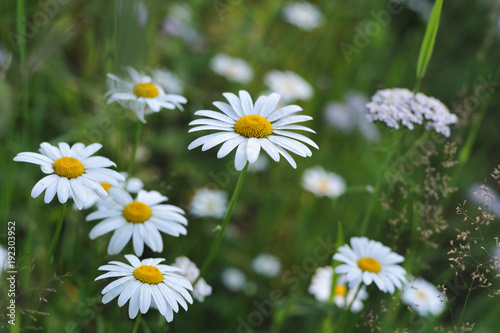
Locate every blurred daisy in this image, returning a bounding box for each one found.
[283,2,323,31]
[0,245,8,273]
[106,67,187,123]
[79,172,144,210]
[302,166,346,198]
[265,71,313,103]
[252,253,281,278]
[13,142,124,210]
[308,266,368,312]
[334,237,406,294]
[188,90,318,171]
[190,188,228,219]
[366,88,457,137]
[172,256,212,302]
[151,69,184,94]
[402,277,446,317]
[247,155,269,173]
[222,267,246,292]
[86,188,187,256]
[210,54,254,84]
[96,254,193,322]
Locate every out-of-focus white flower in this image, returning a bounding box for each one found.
[190,188,228,219]
[0,246,8,274]
[402,277,446,317]
[467,183,500,216]
[283,2,323,31]
[308,266,368,312]
[302,166,346,198]
[252,253,281,278]
[152,69,184,94]
[210,54,253,84]
[366,88,457,137]
[265,71,313,103]
[172,256,212,302]
[247,155,269,173]
[222,267,246,292]
[161,3,204,49]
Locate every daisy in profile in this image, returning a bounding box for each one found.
[210,54,254,84]
[302,166,346,198]
[283,2,323,31]
[366,88,457,137]
[13,142,124,210]
[96,254,193,322]
[221,267,247,292]
[264,71,313,103]
[172,256,212,302]
[86,187,187,256]
[188,90,318,171]
[252,253,281,278]
[190,188,228,219]
[106,67,187,123]
[308,266,368,312]
[333,237,406,294]
[402,277,446,317]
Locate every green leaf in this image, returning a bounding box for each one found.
[416,0,444,79]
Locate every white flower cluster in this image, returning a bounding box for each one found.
[366,88,458,137]
[172,256,213,302]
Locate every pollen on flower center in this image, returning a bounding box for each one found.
[133,83,159,98]
[100,183,113,192]
[416,291,427,300]
[52,157,85,179]
[357,257,382,273]
[123,201,152,223]
[133,265,164,284]
[334,284,347,297]
[234,115,273,138]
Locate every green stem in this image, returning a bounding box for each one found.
[128,121,143,178]
[44,202,67,268]
[456,279,474,329]
[413,77,422,94]
[131,312,142,333]
[195,164,248,284]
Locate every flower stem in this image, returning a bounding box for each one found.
[196,164,248,284]
[44,202,67,268]
[128,121,143,178]
[131,312,142,333]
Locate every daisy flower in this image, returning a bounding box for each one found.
[402,277,446,317]
[302,166,346,198]
[188,90,318,171]
[106,66,187,123]
[221,267,246,292]
[190,188,228,219]
[96,254,193,322]
[333,237,407,294]
[283,2,324,31]
[86,187,187,256]
[210,54,254,84]
[264,71,313,103]
[172,256,212,302]
[366,88,458,137]
[13,142,124,210]
[252,253,281,278]
[308,266,368,312]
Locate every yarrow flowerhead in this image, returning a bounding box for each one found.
[283,2,323,31]
[252,253,281,278]
[308,266,368,312]
[366,88,458,137]
[302,166,346,198]
[106,67,187,123]
[333,237,407,294]
[402,277,446,317]
[210,54,253,84]
[13,142,124,210]
[172,256,212,302]
[264,71,313,103]
[188,90,318,171]
[96,254,193,322]
[86,188,187,256]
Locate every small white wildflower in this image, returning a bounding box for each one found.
[402,277,446,317]
[265,71,313,103]
[172,256,212,302]
[190,188,228,219]
[252,253,281,278]
[152,69,184,94]
[210,54,253,84]
[283,2,323,31]
[222,267,246,292]
[302,166,346,198]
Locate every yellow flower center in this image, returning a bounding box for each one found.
[52,157,85,179]
[122,202,152,223]
[416,291,427,300]
[133,83,159,98]
[133,265,164,284]
[317,179,329,193]
[357,257,382,273]
[334,284,347,297]
[234,115,273,138]
[100,183,113,192]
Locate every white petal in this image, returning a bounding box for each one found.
[56,177,70,203]
[267,105,303,122]
[223,92,245,118]
[194,110,236,124]
[90,217,126,239]
[217,136,245,158]
[246,138,261,163]
[202,132,240,151]
[239,90,253,115]
[44,177,59,203]
[31,174,58,198]
[260,93,281,118]
[213,101,240,120]
[109,187,133,206]
[234,139,248,171]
